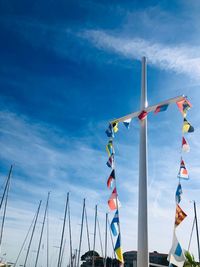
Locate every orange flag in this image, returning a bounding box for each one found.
[175,204,187,226]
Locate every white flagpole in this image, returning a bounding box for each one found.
[137,56,149,267]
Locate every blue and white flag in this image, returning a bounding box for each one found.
[123,118,132,129]
[105,123,114,138]
[175,183,182,204]
[168,232,185,267]
[111,210,119,236]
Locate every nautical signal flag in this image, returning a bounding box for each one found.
[111,210,119,236]
[177,159,189,180]
[112,121,119,133]
[138,110,147,120]
[182,137,190,153]
[108,188,121,210]
[123,118,132,129]
[107,169,115,189]
[168,232,185,267]
[177,98,192,117]
[114,234,124,263]
[106,155,114,169]
[175,204,187,226]
[105,123,114,138]
[106,140,115,157]
[154,104,169,114]
[175,183,182,204]
[182,118,194,133]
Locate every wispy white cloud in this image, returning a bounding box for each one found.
[80,30,200,80]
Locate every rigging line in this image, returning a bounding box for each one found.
[0,165,12,212]
[14,212,37,266]
[68,194,73,267]
[84,206,91,251]
[107,218,116,259]
[77,198,85,267]
[47,192,50,267]
[0,170,11,248]
[35,192,50,267]
[97,217,104,257]
[24,200,42,267]
[188,217,195,252]
[92,205,97,267]
[104,213,108,267]
[60,239,66,267]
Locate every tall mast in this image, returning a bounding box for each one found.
[85,207,91,251]
[137,56,149,267]
[97,217,103,257]
[57,193,69,267]
[77,198,85,267]
[0,165,12,211]
[14,211,37,267]
[68,193,73,267]
[0,166,12,248]
[47,192,50,267]
[193,201,200,262]
[35,192,50,267]
[104,213,108,267]
[92,205,97,267]
[24,200,42,267]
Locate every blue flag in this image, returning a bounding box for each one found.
[111,210,119,236]
[175,183,182,204]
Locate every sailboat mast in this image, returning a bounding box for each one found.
[35,192,50,267]
[68,194,73,267]
[92,205,97,267]
[57,193,69,267]
[77,198,85,267]
[0,165,12,211]
[24,200,42,267]
[85,207,91,251]
[47,192,50,267]
[104,213,108,267]
[0,167,11,248]
[193,201,200,261]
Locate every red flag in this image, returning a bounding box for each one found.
[138,110,147,120]
[108,188,118,210]
[182,137,190,152]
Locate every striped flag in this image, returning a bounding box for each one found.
[106,140,114,157]
[106,155,114,169]
[138,110,147,120]
[108,188,121,210]
[154,103,169,114]
[110,210,119,236]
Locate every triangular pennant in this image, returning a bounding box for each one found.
[106,140,115,157]
[175,204,187,226]
[106,155,114,169]
[114,234,124,263]
[177,159,189,180]
[123,118,132,129]
[182,137,190,153]
[182,118,194,133]
[112,121,119,133]
[107,169,115,189]
[154,103,169,114]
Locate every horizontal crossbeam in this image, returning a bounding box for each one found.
[110,95,185,124]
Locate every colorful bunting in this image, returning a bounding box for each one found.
[138,110,147,120]
[154,104,169,114]
[175,204,187,226]
[112,122,119,133]
[106,140,115,157]
[114,234,124,263]
[175,183,182,204]
[106,155,114,169]
[105,123,114,138]
[168,232,185,267]
[182,118,194,133]
[177,98,192,117]
[177,159,189,180]
[107,169,115,189]
[111,210,119,236]
[108,188,120,210]
[182,137,190,153]
[123,118,132,129]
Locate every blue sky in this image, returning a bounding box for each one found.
[1,0,200,265]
